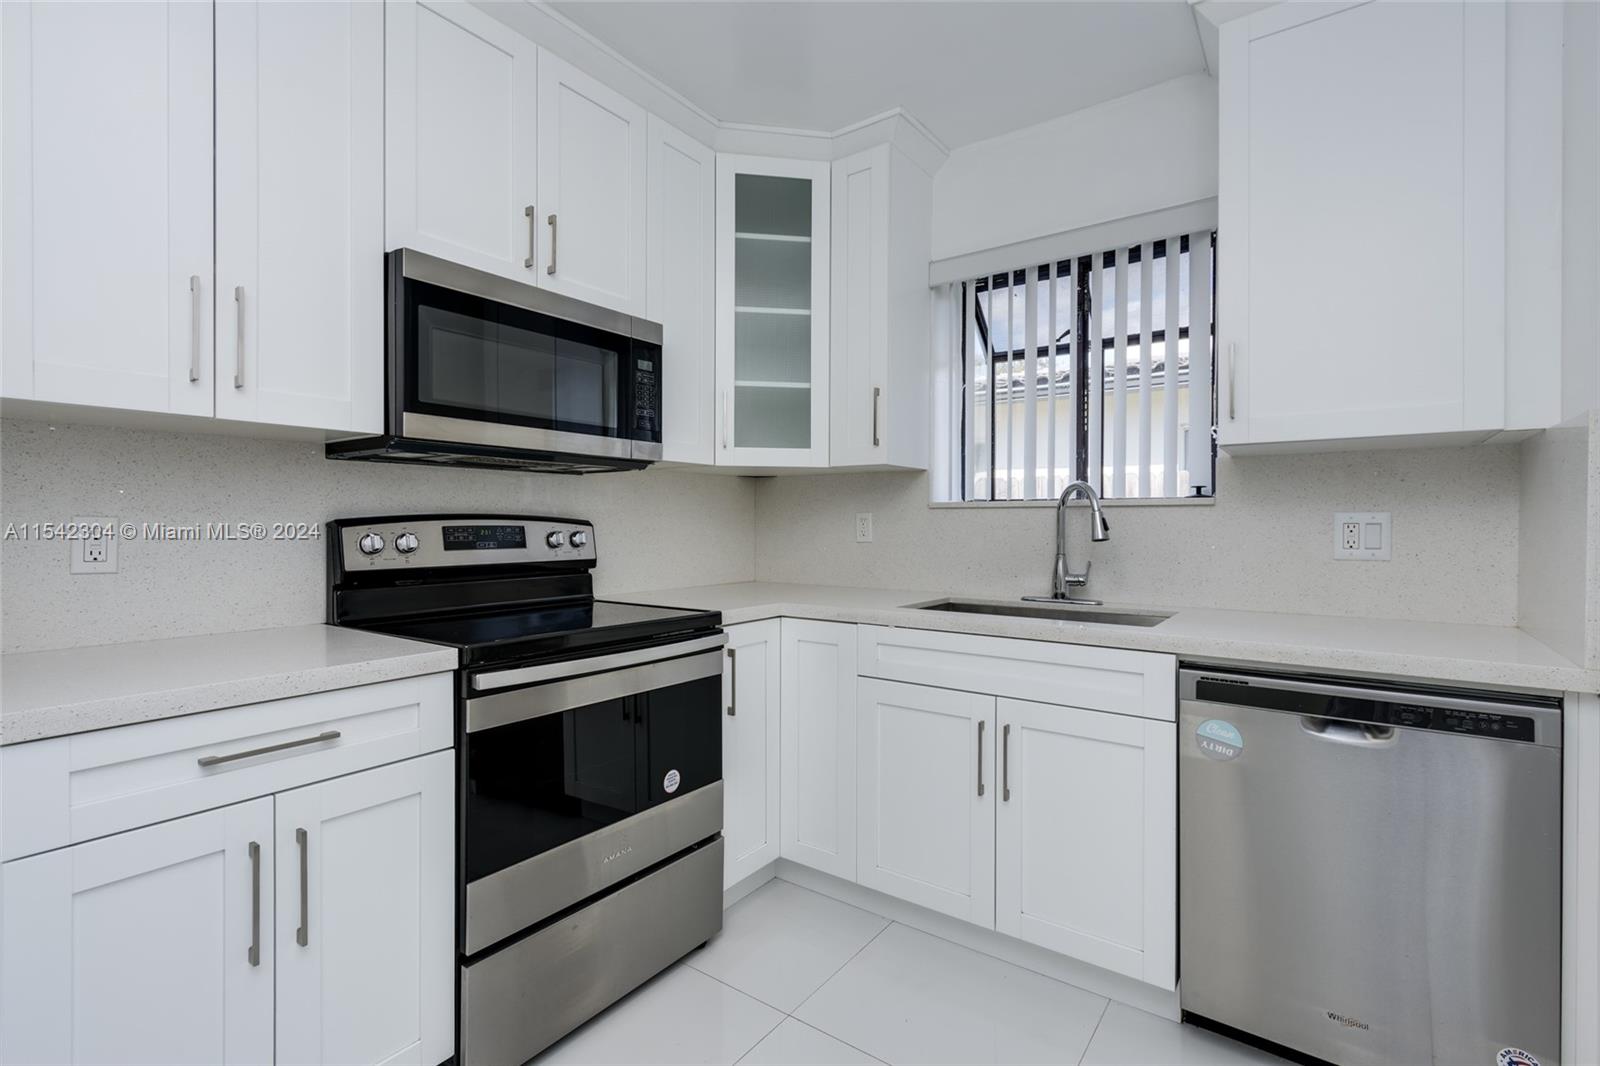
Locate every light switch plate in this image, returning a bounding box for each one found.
[1334,512,1390,561]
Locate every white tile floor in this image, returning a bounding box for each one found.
[535,878,1286,1066]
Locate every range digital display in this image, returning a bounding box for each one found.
[442,524,528,552]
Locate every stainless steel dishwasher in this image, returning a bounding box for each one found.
[1178,666,1561,1066]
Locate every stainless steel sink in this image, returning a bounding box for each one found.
[910,598,1172,627]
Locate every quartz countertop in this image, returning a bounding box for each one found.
[1,625,459,745]
[615,582,1599,695]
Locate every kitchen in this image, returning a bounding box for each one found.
[0,2,1597,1065]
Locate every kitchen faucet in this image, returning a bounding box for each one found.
[1022,480,1110,606]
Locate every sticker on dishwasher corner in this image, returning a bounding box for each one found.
[1196,719,1244,761]
[663,769,681,794]
[1497,1049,1541,1066]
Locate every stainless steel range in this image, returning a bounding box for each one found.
[328,515,725,1066]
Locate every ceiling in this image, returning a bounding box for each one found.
[546,2,1210,150]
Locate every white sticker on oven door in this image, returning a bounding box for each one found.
[1497,1049,1541,1066]
[663,769,681,794]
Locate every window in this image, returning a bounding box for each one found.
[939,230,1216,502]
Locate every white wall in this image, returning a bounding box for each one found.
[1518,413,1597,665]
[930,73,1218,262]
[755,446,1522,627]
[0,418,757,654]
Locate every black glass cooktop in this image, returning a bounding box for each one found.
[357,599,721,668]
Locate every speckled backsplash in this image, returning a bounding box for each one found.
[754,445,1526,628]
[0,418,757,654]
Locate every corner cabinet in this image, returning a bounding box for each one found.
[722,621,781,888]
[830,145,932,470]
[1217,0,1510,450]
[716,156,832,467]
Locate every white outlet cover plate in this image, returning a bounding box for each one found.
[855,512,874,543]
[1334,512,1390,561]
[69,515,118,574]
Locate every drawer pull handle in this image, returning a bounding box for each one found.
[247,841,261,966]
[197,730,341,768]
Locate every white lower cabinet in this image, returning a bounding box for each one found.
[855,678,995,926]
[0,799,276,1065]
[994,698,1176,989]
[274,750,454,1066]
[779,620,858,880]
[722,620,781,888]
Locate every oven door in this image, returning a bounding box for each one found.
[460,639,724,955]
[391,251,645,461]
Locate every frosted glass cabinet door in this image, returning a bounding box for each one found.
[715,155,831,467]
[0,799,275,1066]
[1,0,214,414]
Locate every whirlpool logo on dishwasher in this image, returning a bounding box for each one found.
[1197,719,1245,761]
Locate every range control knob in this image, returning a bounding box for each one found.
[569,530,590,549]
[357,532,385,556]
[394,532,419,555]
[546,530,567,549]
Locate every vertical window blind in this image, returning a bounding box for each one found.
[949,230,1215,502]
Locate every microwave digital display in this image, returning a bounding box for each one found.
[442,525,528,552]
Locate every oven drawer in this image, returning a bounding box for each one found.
[2,673,453,859]
[460,837,724,1066]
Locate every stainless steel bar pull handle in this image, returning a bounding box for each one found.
[233,286,245,389]
[197,730,341,768]
[524,206,536,269]
[189,275,202,383]
[1228,343,1237,421]
[247,841,261,966]
[725,647,737,716]
[1001,723,1011,802]
[295,827,309,947]
[547,213,558,275]
[977,720,986,798]
[871,386,881,447]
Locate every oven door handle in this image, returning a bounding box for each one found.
[470,632,727,693]
[465,641,728,733]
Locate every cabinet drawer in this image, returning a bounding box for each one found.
[3,673,453,860]
[857,626,1174,722]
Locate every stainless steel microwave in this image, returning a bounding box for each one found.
[326,249,663,474]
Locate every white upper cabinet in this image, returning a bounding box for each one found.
[216,1,384,433]
[2,0,214,416]
[649,116,718,466]
[537,52,649,316]
[716,155,832,467]
[0,799,276,1066]
[385,0,539,284]
[1218,0,1508,449]
[830,145,932,470]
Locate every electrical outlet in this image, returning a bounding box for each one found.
[1333,512,1391,561]
[69,516,118,574]
[855,512,874,543]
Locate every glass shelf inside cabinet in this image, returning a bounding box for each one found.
[734,173,813,450]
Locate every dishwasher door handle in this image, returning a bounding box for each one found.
[1299,716,1397,747]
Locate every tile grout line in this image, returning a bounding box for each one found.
[788,917,894,1018]
[1077,999,1112,1066]
[782,1016,891,1066]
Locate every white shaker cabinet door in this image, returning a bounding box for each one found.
[779,619,858,880]
[1,0,214,414]
[0,799,275,1066]
[536,50,649,315]
[994,698,1176,989]
[273,751,454,1066]
[216,0,384,433]
[648,116,717,465]
[385,0,539,284]
[856,678,995,926]
[722,620,781,888]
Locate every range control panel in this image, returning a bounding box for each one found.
[334,516,596,570]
